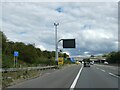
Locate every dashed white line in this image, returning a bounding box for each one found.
[96,67,105,72]
[101,69,105,72]
[109,73,120,78]
[96,68,99,69]
[70,64,83,90]
[95,66,120,79]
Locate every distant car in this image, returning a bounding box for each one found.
[84,62,90,67]
[104,61,109,65]
[82,61,84,64]
[76,61,80,65]
[90,62,94,65]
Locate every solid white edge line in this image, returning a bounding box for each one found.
[109,73,120,78]
[70,64,83,90]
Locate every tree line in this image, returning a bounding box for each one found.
[90,52,119,64]
[105,51,120,63]
[1,31,69,68]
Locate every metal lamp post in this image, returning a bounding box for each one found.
[54,23,59,65]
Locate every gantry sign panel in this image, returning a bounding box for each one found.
[63,39,76,48]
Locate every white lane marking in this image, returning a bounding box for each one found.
[45,73,50,75]
[101,69,105,72]
[109,73,120,78]
[96,68,99,69]
[70,64,83,90]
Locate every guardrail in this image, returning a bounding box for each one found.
[1,66,57,72]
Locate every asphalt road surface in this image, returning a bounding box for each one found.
[7,64,119,89]
[8,65,81,88]
[75,64,119,88]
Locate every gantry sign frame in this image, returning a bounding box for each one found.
[57,39,76,65]
[54,23,76,65]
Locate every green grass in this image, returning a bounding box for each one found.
[2,70,40,88]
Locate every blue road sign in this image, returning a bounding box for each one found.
[14,51,19,57]
[70,58,76,63]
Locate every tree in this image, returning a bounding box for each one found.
[2,31,72,68]
[36,48,42,57]
[63,53,68,58]
[2,32,7,54]
[0,31,2,49]
[102,54,107,57]
[90,55,94,57]
[106,51,120,63]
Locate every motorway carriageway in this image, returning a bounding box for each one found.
[7,64,119,89]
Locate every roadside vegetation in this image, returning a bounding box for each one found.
[2,70,40,88]
[1,30,119,88]
[1,31,74,88]
[105,51,120,64]
[90,52,120,64]
[1,31,69,68]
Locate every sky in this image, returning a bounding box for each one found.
[0,1,119,57]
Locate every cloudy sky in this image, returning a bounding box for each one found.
[1,2,118,57]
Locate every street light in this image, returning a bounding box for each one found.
[54,23,59,65]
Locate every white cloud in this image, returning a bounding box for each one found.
[84,51,90,54]
[63,51,70,56]
[1,0,119,2]
[1,2,118,56]
[36,45,46,51]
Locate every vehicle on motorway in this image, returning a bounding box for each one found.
[76,61,81,65]
[90,62,94,65]
[104,61,109,65]
[83,58,91,67]
[84,62,90,67]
